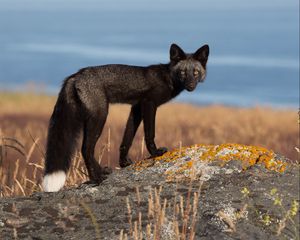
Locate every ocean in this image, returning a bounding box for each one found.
[0,0,298,108]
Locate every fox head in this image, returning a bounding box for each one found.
[169,43,209,91]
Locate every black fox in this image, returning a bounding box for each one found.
[42,43,209,192]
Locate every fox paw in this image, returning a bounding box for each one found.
[101,166,112,175]
[151,147,168,158]
[87,174,108,184]
[88,166,112,184]
[119,157,133,168]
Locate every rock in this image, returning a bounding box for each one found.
[0,144,299,240]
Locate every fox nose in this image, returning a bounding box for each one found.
[185,81,197,91]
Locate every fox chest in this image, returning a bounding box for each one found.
[145,84,184,106]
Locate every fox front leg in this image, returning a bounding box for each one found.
[119,103,142,168]
[141,101,168,158]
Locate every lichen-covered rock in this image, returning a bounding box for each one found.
[0,144,299,240]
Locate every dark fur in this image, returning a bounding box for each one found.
[44,43,209,183]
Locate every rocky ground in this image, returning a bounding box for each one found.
[0,144,299,240]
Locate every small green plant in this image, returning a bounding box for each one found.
[238,187,299,239]
[269,188,299,238]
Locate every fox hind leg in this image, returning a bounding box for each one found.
[75,82,112,182]
[81,105,111,183]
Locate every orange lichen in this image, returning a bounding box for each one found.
[164,160,198,181]
[133,143,287,175]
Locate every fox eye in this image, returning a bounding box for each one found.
[194,70,199,76]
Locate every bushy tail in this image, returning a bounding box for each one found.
[42,80,82,192]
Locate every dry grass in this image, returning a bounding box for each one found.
[120,183,202,240]
[0,91,298,197]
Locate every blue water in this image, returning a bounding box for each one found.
[0,0,299,108]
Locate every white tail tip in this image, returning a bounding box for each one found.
[42,171,66,192]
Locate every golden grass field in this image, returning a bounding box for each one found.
[0,92,298,197]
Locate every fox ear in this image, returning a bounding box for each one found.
[193,44,209,67]
[170,43,186,62]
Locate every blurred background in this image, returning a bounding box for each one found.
[0,0,299,108]
[0,0,299,197]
